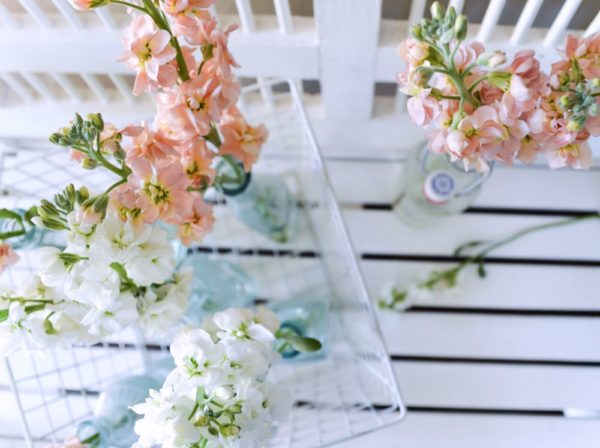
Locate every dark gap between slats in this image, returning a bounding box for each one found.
[59,389,565,418]
[361,253,600,267]
[190,246,320,258]
[407,305,600,318]
[360,203,596,217]
[391,354,600,367]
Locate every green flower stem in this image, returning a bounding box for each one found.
[105,178,127,194]
[468,75,490,93]
[141,0,190,82]
[218,155,246,186]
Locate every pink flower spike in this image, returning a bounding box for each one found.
[0,243,19,274]
[123,123,179,164]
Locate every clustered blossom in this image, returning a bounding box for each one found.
[57,0,267,250]
[398,2,599,171]
[0,209,191,354]
[132,307,291,448]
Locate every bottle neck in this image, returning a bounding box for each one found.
[221,170,252,197]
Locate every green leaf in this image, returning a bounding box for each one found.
[0,309,8,323]
[24,206,39,226]
[287,335,322,353]
[477,263,487,278]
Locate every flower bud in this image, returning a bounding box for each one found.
[49,133,63,145]
[193,416,210,427]
[87,113,104,131]
[476,51,506,68]
[92,194,109,213]
[430,2,444,21]
[566,117,584,132]
[454,15,468,40]
[201,44,214,61]
[81,156,98,170]
[446,7,456,25]
[590,78,600,89]
[411,24,424,41]
[558,94,570,109]
[588,102,599,116]
[220,424,240,437]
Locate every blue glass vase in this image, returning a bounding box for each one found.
[271,297,329,361]
[0,208,65,249]
[180,253,257,326]
[76,374,162,448]
[222,172,297,243]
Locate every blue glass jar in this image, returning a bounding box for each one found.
[180,253,257,326]
[271,297,329,361]
[76,374,162,448]
[222,172,297,243]
[0,208,65,249]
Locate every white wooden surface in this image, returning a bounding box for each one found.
[1,0,600,446]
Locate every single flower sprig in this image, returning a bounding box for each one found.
[379,213,600,310]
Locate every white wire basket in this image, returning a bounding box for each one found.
[0,79,405,447]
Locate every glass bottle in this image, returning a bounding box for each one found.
[76,374,162,448]
[220,170,297,244]
[270,297,329,361]
[393,144,493,226]
[180,252,257,326]
[0,208,65,249]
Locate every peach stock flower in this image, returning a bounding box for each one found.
[179,138,216,188]
[398,38,429,67]
[544,138,592,170]
[109,184,143,225]
[160,0,214,42]
[0,243,19,273]
[156,74,220,138]
[128,159,194,224]
[219,107,268,171]
[552,33,600,79]
[193,18,240,77]
[122,123,178,163]
[407,89,441,127]
[119,15,178,95]
[446,105,508,163]
[177,196,215,245]
[453,42,484,73]
[508,50,546,112]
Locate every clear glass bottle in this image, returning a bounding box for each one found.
[393,144,493,226]
[180,253,257,326]
[221,171,297,243]
[76,374,162,448]
[0,208,65,249]
[270,297,329,362]
[155,221,188,266]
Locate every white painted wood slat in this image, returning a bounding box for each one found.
[273,0,293,34]
[343,414,600,448]
[235,0,256,33]
[379,312,600,360]
[344,210,600,260]
[17,0,52,30]
[544,0,583,47]
[477,0,507,44]
[0,3,17,29]
[395,362,600,409]
[51,0,84,29]
[511,0,544,46]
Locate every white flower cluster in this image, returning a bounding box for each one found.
[0,211,191,354]
[132,307,291,448]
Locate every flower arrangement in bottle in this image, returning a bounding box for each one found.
[398,2,599,171]
[0,0,280,349]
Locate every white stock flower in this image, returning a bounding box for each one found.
[80,291,138,336]
[212,308,277,345]
[126,225,175,287]
[36,247,70,287]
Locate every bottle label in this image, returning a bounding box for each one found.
[423,170,456,204]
